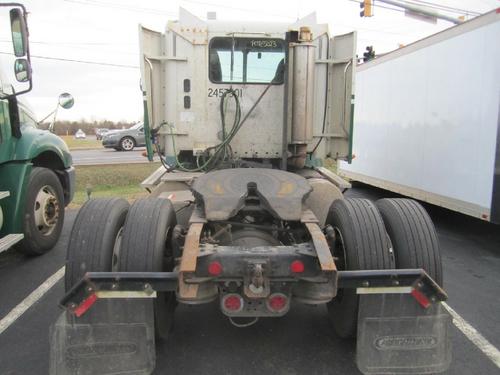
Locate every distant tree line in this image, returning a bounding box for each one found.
[38,119,138,136]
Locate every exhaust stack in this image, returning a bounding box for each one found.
[288,27,316,168]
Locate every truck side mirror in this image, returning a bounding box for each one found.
[47,93,74,133]
[10,8,28,57]
[58,93,74,109]
[14,58,31,82]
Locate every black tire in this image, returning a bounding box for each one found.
[376,198,443,286]
[120,136,135,151]
[119,198,177,340]
[325,198,393,338]
[15,167,65,256]
[65,198,129,291]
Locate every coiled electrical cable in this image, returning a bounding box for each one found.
[163,82,273,172]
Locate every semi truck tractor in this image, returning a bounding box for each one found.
[53,9,451,375]
[0,3,75,255]
[339,9,500,224]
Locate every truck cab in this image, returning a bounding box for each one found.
[139,9,356,169]
[54,9,451,375]
[0,4,75,255]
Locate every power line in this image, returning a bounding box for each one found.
[0,40,134,46]
[183,0,413,36]
[181,0,295,20]
[64,0,177,16]
[0,40,139,56]
[0,51,139,69]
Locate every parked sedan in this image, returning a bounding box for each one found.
[102,123,145,151]
[74,129,86,139]
[95,128,110,140]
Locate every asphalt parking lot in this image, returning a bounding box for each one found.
[0,184,499,375]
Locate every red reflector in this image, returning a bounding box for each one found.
[208,261,223,276]
[290,260,305,273]
[411,288,431,309]
[223,294,243,312]
[267,293,288,313]
[73,293,98,317]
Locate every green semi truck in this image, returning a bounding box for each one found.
[0,3,74,255]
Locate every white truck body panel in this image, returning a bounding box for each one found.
[339,10,500,223]
[139,8,356,164]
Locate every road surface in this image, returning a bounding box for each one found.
[0,184,499,374]
[71,147,158,165]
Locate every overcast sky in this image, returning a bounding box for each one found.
[0,0,497,122]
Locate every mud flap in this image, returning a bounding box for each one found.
[356,294,451,374]
[49,299,155,375]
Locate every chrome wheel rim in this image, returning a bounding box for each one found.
[121,138,134,150]
[34,185,60,236]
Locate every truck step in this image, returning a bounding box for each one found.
[0,191,10,200]
[140,165,168,189]
[161,171,202,183]
[315,167,352,190]
[0,234,24,254]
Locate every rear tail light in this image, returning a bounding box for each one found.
[222,294,243,312]
[411,288,431,309]
[208,260,223,276]
[73,293,98,317]
[290,260,305,273]
[267,293,288,313]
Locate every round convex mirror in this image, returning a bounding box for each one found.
[14,58,30,82]
[58,93,74,109]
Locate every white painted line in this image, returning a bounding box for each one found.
[0,264,499,372]
[443,302,500,368]
[0,266,65,335]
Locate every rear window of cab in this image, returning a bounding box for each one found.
[209,37,285,85]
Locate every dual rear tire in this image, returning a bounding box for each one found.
[65,197,177,340]
[376,198,442,286]
[119,198,177,340]
[325,198,442,338]
[67,194,441,342]
[325,198,393,338]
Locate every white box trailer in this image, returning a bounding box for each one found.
[339,9,500,223]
